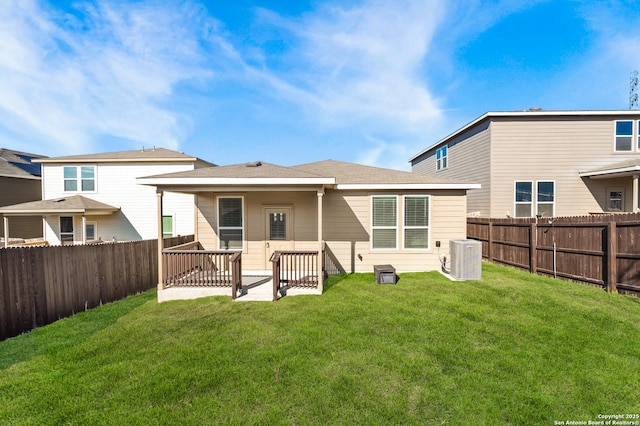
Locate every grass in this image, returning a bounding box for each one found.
[1,263,639,425]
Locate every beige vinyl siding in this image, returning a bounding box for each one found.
[324,189,467,273]
[412,122,491,216]
[196,188,468,273]
[196,191,318,270]
[490,117,640,217]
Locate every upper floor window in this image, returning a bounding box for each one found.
[436,145,448,170]
[64,166,95,192]
[615,120,633,152]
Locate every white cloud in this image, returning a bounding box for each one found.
[0,0,217,154]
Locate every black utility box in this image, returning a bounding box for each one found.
[374,264,396,284]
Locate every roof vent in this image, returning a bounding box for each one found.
[245,161,262,167]
[528,107,542,112]
[53,198,65,203]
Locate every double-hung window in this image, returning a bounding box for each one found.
[515,180,555,217]
[514,181,533,217]
[404,196,430,249]
[436,145,448,170]
[536,181,555,217]
[63,166,95,192]
[615,120,633,152]
[371,196,397,249]
[218,197,244,250]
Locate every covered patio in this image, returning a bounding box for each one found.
[143,162,333,302]
[579,159,640,213]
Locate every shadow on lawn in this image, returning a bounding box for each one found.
[0,291,154,370]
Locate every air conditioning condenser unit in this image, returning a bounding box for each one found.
[449,239,482,280]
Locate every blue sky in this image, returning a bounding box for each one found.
[1,0,640,170]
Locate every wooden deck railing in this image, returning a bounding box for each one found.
[163,241,242,299]
[271,250,319,301]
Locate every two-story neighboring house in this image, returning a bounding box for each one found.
[0,148,47,240]
[0,148,214,245]
[410,110,640,218]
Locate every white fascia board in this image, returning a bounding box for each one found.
[137,177,335,186]
[0,173,41,180]
[36,158,198,164]
[336,183,481,190]
[579,165,640,178]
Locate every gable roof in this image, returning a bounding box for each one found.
[0,195,119,216]
[0,148,47,180]
[138,159,479,190]
[35,147,215,167]
[408,109,640,162]
[292,160,478,189]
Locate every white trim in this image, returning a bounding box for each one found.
[536,180,555,218]
[36,157,200,164]
[63,165,97,194]
[402,195,431,250]
[370,195,399,251]
[514,180,534,218]
[217,195,245,251]
[337,183,480,190]
[579,165,640,178]
[614,119,635,152]
[138,177,335,186]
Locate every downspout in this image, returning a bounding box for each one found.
[3,216,8,248]
[317,187,324,293]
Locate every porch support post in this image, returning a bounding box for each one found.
[81,215,87,245]
[317,188,324,292]
[3,215,8,248]
[633,174,639,212]
[157,189,165,291]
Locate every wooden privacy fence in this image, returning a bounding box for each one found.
[0,235,193,341]
[467,214,640,296]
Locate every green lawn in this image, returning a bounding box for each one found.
[1,263,639,425]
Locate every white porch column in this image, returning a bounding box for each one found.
[317,188,324,292]
[157,189,164,291]
[3,216,8,248]
[81,215,87,245]
[633,174,639,212]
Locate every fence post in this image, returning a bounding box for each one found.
[530,222,537,274]
[487,221,493,261]
[607,221,618,293]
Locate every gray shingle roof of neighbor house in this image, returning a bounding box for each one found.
[0,148,47,179]
[138,159,480,190]
[0,195,119,216]
[35,147,215,167]
[408,109,640,162]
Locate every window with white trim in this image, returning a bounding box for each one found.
[218,197,244,250]
[608,188,624,211]
[63,166,96,192]
[404,196,430,249]
[514,181,533,217]
[436,145,448,170]
[162,216,174,239]
[60,216,74,245]
[371,196,397,249]
[615,120,633,152]
[85,221,97,241]
[536,181,554,217]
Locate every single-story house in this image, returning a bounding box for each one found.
[138,159,480,301]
